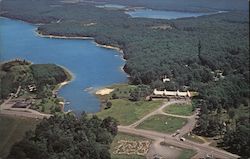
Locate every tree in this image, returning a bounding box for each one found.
[7,114,118,159]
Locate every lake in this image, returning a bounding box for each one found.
[126,9,223,20]
[95,4,223,20]
[96,4,126,9]
[0,17,127,113]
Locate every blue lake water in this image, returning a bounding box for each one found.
[125,9,222,20]
[0,17,127,113]
[96,4,126,9]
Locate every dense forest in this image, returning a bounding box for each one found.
[7,113,118,159]
[1,0,249,157]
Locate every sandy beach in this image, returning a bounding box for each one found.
[95,43,123,53]
[95,88,114,95]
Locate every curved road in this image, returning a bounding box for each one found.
[119,99,239,159]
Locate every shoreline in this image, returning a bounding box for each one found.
[36,31,129,113]
[36,31,95,40]
[2,17,129,114]
[36,31,125,55]
[36,30,130,81]
[53,65,75,112]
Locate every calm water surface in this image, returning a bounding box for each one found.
[0,17,127,113]
[96,4,126,9]
[126,9,223,20]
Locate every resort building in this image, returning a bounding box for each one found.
[152,89,191,98]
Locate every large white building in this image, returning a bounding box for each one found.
[153,89,191,97]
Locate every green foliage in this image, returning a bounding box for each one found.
[31,64,68,87]
[105,101,112,109]
[7,114,118,159]
[164,103,193,116]
[222,117,250,158]
[0,115,39,158]
[97,99,163,125]
[129,85,151,101]
[1,0,249,156]
[0,60,69,100]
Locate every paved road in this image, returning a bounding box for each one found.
[0,86,51,119]
[119,126,239,159]
[119,99,239,159]
[1,108,52,119]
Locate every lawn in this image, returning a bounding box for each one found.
[183,133,206,144]
[111,132,149,159]
[96,99,163,125]
[160,142,197,159]
[0,115,40,158]
[164,103,194,116]
[137,114,187,133]
[178,149,197,159]
[108,84,137,99]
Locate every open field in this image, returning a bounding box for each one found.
[136,114,187,133]
[160,142,197,159]
[178,149,197,159]
[96,99,163,125]
[0,115,39,158]
[183,133,206,144]
[111,132,150,159]
[163,103,193,116]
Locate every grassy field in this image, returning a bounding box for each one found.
[96,99,163,125]
[110,132,150,159]
[108,84,137,99]
[0,115,39,158]
[163,103,194,116]
[178,148,197,159]
[183,133,206,144]
[160,142,197,159]
[137,114,187,133]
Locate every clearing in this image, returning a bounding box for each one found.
[96,99,163,125]
[136,114,187,133]
[163,103,194,116]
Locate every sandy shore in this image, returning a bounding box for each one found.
[95,43,123,53]
[95,88,114,95]
[36,31,124,54]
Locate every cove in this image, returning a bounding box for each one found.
[125,9,225,20]
[0,17,127,113]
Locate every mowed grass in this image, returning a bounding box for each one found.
[183,133,206,144]
[164,103,193,116]
[137,114,187,133]
[160,142,197,159]
[111,133,149,159]
[0,115,39,158]
[96,99,163,126]
[178,149,197,159]
[108,84,137,99]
